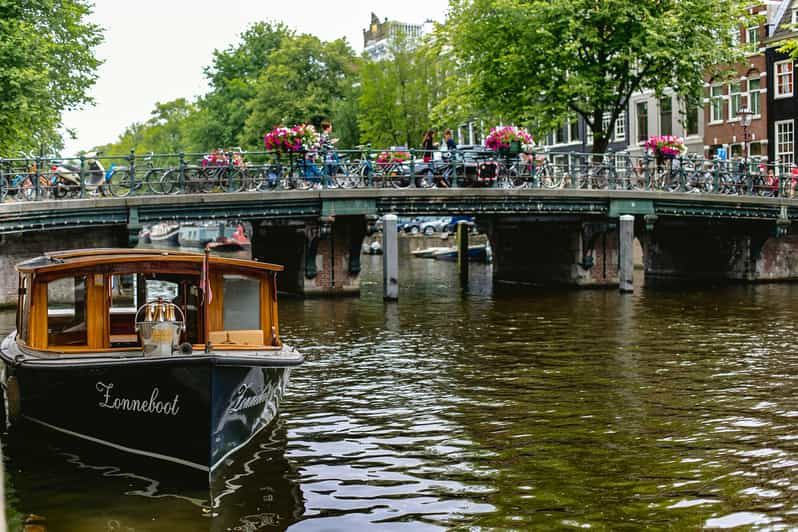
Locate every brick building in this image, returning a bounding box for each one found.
[703,2,776,160]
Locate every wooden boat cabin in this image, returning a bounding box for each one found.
[14,249,283,354]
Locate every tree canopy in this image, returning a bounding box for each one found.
[191,22,291,150]
[243,34,359,148]
[449,0,749,152]
[0,0,103,155]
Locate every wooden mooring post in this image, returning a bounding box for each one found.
[619,214,634,293]
[382,214,399,300]
[457,221,469,286]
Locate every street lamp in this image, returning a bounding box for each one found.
[738,106,753,192]
[738,106,753,161]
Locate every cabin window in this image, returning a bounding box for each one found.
[47,276,87,346]
[108,274,138,347]
[135,275,201,345]
[222,275,261,331]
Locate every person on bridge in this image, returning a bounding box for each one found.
[421,129,436,163]
[320,121,339,187]
[443,129,456,151]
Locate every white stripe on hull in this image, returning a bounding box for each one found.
[23,415,209,473]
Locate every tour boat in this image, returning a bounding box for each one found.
[0,249,302,481]
[148,222,180,246]
[206,224,252,253]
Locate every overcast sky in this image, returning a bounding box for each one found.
[60,0,450,155]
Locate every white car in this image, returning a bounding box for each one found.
[404,217,451,235]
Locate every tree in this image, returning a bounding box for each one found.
[358,31,443,149]
[449,0,748,153]
[0,0,102,155]
[191,22,292,150]
[94,98,197,156]
[243,35,359,149]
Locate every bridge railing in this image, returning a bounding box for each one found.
[0,148,793,201]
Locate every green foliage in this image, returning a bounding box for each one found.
[450,0,749,152]
[242,35,359,149]
[0,0,102,155]
[358,32,444,149]
[191,22,291,149]
[94,98,197,156]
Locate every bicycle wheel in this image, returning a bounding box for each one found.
[592,168,608,189]
[198,167,217,193]
[143,168,164,195]
[509,164,525,188]
[255,165,281,191]
[219,167,244,192]
[389,164,410,188]
[537,164,562,189]
[108,169,132,197]
[159,169,180,195]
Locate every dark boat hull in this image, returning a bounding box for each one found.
[0,337,298,478]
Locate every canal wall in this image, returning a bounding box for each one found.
[0,227,129,307]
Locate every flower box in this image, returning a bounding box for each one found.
[486,126,533,154]
[644,135,686,160]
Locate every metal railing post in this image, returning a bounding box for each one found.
[451,149,458,188]
[409,149,416,187]
[365,144,373,188]
[746,159,753,196]
[607,150,618,190]
[713,158,720,193]
[0,158,5,201]
[128,149,137,197]
[642,152,650,190]
[79,155,86,198]
[34,155,41,200]
[678,155,685,192]
[227,151,234,192]
[179,152,186,193]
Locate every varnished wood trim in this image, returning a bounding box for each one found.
[30,282,48,350]
[208,271,224,332]
[20,251,283,275]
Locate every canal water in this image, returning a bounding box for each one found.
[3,250,798,530]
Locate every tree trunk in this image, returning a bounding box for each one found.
[591,130,609,166]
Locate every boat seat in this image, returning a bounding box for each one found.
[209,330,264,346]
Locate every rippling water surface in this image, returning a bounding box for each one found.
[3,251,798,530]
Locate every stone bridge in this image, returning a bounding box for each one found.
[1,188,796,305]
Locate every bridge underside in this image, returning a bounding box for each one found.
[641,218,798,285]
[2,191,798,305]
[482,216,619,287]
[252,215,367,297]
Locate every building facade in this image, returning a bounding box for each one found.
[362,12,434,61]
[625,90,703,157]
[703,2,774,161]
[766,0,798,167]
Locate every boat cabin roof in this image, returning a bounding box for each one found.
[14,249,284,354]
[17,248,283,276]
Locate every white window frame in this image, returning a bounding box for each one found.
[709,85,724,124]
[747,76,761,117]
[614,111,626,142]
[635,101,649,144]
[728,81,742,121]
[775,60,793,99]
[775,119,794,166]
[746,27,759,49]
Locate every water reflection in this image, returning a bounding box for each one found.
[2,253,798,529]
